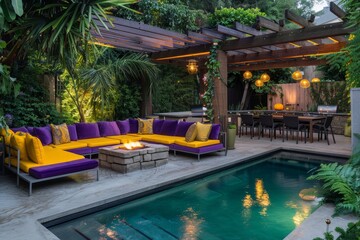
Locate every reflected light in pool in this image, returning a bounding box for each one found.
[181,207,204,240]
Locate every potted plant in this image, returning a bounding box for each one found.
[227,123,236,150]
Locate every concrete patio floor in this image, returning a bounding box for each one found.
[0,133,357,239]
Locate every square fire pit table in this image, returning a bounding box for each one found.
[98,142,169,173]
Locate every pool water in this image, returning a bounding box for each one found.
[49,157,320,240]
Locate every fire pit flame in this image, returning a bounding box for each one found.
[119,141,146,150]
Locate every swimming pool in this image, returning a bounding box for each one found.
[48,153,328,239]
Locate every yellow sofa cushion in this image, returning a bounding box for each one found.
[1,128,14,146]
[106,135,142,143]
[138,118,154,134]
[51,141,88,150]
[141,134,183,145]
[195,122,212,141]
[174,139,220,148]
[10,132,30,161]
[25,133,46,164]
[50,123,71,145]
[77,137,120,147]
[185,123,197,142]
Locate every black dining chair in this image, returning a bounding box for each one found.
[282,115,308,144]
[239,114,259,139]
[313,115,336,145]
[258,115,282,141]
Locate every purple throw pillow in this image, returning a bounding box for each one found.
[67,124,78,141]
[153,120,164,134]
[129,119,139,133]
[159,120,178,136]
[75,123,100,139]
[116,119,130,135]
[33,126,52,145]
[98,121,121,137]
[11,126,29,133]
[174,121,194,137]
[209,124,221,140]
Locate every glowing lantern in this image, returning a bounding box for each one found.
[243,71,252,79]
[300,79,311,88]
[255,79,264,87]
[260,73,270,82]
[292,70,303,80]
[311,77,320,83]
[187,59,198,74]
[274,103,284,111]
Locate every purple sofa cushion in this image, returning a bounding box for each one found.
[26,127,35,135]
[171,143,224,154]
[160,120,178,136]
[29,159,98,179]
[66,147,92,155]
[97,121,121,137]
[75,123,100,139]
[153,120,164,134]
[209,124,221,140]
[174,121,194,137]
[67,125,78,141]
[116,119,130,135]
[129,119,139,133]
[11,126,29,133]
[33,126,52,145]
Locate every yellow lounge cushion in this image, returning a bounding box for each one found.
[25,133,46,164]
[195,122,212,141]
[174,139,220,148]
[1,128,14,146]
[10,132,30,161]
[50,123,71,145]
[185,123,197,142]
[51,141,88,150]
[141,134,183,145]
[138,118,154,134]
[77,137,120,147]
[106,135,142,143]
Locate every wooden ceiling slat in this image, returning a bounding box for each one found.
[93,37,158,52]
[187,31,213,43]
[330,2,346,19]
[217,25,246,38]
[201,28,226,40]
[256,16,283,32]
[285,10,313,28]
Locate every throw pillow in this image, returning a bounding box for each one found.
[10,132,30,161]
[33,126,53,145]
[185,123,197,142]
[138,118,154,134]
[195,122,212,141]
[1,128,14,146]
[25,133,45,164]
[50,123,71,145]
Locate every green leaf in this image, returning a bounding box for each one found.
[11,0,23,16]
[2,0,16,21]
[0,40,7,49]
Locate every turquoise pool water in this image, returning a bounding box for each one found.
[49,157,321,240]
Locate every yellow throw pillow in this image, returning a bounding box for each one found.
[185,123,197,142]
[138,118,154,134]
[25,133,45,164]
[10,132,30,161]
[50,123,71,145]
[195,122,212,141]
[1,128,14,146]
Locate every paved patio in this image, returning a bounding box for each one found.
[0,134,356,239]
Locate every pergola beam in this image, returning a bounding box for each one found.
[217,25,246,38]
[285,9,313,28]
[330,1,346,19]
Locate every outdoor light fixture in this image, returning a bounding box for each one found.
[243,71,252,79]
[292,70,303,80]
[255,79,264,87]
[260,73,270,82]
[311,77,320,83]
[187,59,198,74]
[299,79,311,88]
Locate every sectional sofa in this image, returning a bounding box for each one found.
[2,119,226,195]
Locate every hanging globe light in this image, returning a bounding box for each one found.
[243,71,252,79]
[260,73,270,82]
[255,79,264,87]
[186,59,198,74]
[292,70,303,80]
[300,79,311,88]
[311,77,320,83]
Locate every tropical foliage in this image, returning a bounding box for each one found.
[208,7,266,27]
[313,220,360,240]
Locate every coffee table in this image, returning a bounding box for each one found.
[98,142,169,173]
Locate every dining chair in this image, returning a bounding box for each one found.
[258,115,282,141]
[313,115,336,145]
[282,115,308,144]
[239,114,259,139]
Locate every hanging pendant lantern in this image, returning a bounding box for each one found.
[292,70,303,80]
[187,59,198,74]
[311,77,320,83]
[243,71,253,79]
[300,79,311,88]
[260,73,270,82]
[255,79,264,87]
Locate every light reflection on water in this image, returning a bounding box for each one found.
[180,207,204,240]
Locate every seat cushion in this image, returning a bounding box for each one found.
[33,126,53,145]
[174,139,220,148]
[97,121,121,137]
[75,123,100,139]
[77,137,120,147]
[106,135,142,143]
[51,141,88,150]
[141,134,183,145]
[29,159,98,179]
[171,143,224,154]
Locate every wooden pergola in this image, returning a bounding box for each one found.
[94,2,353,126]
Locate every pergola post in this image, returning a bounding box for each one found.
[213,50,228,130]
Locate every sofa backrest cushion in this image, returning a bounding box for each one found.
[33,126,52,145]
[25,133,45,164]
[26,127,35,135]
[98,121,121,137]
[195,122,212,141]
[160,120,178,136]
[75,123,100,139]
[129,119,139,133]
[116,119,130,135]
[209,124,221,140]
[67,125,78,141]
[11,126,28,133]
[50,123,71,145]
[10,132,30,161]
[174,121,194,137]
[153,119,164,134]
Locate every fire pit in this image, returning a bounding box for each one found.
[117,141,147,150]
